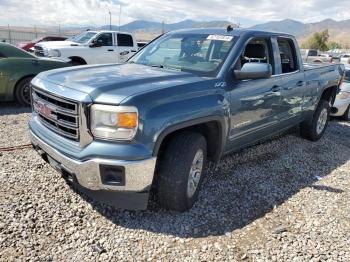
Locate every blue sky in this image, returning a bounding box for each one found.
[0,0,349,27]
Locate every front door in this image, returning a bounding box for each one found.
[90,32,117,64]
[227,37,284,150]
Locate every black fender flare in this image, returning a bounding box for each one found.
[152,115,227,161]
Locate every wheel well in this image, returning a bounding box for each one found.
[321,86,337,105]
[156,121,223,163]
[69,56,87,65]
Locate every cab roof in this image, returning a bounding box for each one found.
[169,27,294,38]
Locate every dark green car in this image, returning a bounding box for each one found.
[0,42,70,105]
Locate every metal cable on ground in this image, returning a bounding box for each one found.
[0,144,32,152]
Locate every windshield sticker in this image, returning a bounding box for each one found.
[207,35,233,42]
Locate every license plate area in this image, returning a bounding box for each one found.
[34,146,77,183]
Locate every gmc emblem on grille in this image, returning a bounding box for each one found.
[33,100,57,120]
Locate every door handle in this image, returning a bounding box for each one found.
[271,85,281,92]
[108,49,114,52]
[296,81,304,87]
[264,86,281,98]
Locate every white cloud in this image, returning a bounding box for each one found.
[0,0,349,27]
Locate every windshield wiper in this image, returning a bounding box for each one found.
[150,64,182,71]
[150,64,164,68]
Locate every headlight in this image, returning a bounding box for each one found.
[48,49,61,57]
[336,91,350,100]
[90,105,138,140]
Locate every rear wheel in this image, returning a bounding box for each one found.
[300,100,330,141]
[15,77,33,106]
[340,105,350,121]
[157,132,207,212]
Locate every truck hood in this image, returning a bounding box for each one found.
[35,41,81,48]
[36,63,204,104]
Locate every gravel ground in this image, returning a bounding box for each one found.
[0,103,349,261]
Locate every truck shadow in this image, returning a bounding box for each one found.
[70,121,350,238]
[0,102,31,116]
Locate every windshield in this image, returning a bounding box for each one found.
[129,33,236,76]
[71,32,97,44]
[0,44,35,58]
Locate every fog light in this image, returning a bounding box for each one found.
[99,165,125,186]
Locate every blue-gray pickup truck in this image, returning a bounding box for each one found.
[29,28,345,211]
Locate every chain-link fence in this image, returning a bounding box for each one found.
[0,26,77,45]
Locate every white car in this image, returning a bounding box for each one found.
[34,31,138,65]
[340,54,350,65]
[331,67,350,120]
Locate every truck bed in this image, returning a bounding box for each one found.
[303,62,343,72]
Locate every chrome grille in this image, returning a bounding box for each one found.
[34,46,45,57]
[32,88,79,141]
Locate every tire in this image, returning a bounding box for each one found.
[70,57,86,66]
[340,105,350,121]
[157,132,207,212]
[15,77,33,106]
[300,100,330,141]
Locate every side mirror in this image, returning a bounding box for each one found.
[234,63,272,80]
[89,40,102,48]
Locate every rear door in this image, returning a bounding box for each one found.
[275,37,305,124]
[227,36,284,149]
[116,33,137,63]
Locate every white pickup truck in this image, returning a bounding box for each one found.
[34,31,138,65]
[300,49,332,63]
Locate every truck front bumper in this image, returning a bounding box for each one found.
[30,130,157,194]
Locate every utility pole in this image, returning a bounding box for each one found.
[118,5,122,31]
[7,24,11,44]
[162,21,165,34]
[109,10,112,30]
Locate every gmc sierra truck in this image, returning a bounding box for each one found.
[29,28,345,211]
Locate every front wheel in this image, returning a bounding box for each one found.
[15,77,33,106]
[157,132,207,212]
[300,100,330,141]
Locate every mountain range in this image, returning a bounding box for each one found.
[98,18,350,47]
[99,19,232,33]
[251,18,350,46]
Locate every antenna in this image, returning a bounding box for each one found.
[119,5,122,32]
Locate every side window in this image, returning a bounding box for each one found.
[235,38,275,74]
[277,38,299,74]
[96,33,113,46]
[117,34,133,47]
